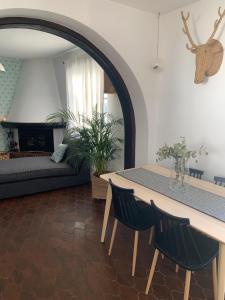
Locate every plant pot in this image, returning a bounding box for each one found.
[91,174,108,200]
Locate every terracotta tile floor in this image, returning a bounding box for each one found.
[0,185,215,300]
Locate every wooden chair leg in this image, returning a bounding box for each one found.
[212,257,217,300]
[145,249,159,295]
[108,219,118,256]
[183,271,191,300]
[175,264,179,273]
[217,242,225,300]
[132,231,139,277]
[148,227,154,245]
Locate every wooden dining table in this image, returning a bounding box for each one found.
[100,164,225,300]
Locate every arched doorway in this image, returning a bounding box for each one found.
[0,17,136,168]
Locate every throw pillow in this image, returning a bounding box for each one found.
[51,144,68,163]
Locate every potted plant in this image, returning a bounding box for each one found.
[156,137,208,191]
[47,109,123,199]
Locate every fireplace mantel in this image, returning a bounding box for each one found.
[0,121,66,129]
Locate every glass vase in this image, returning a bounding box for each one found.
[169,157,189,192]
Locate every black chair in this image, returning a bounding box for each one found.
[214,176,225,186]
[145,201,218,300]
[189,168,204,179]
[108,179,155,276]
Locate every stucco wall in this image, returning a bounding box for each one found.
[154,0,225,181]
[0,0,157,166]
[9,58,62,123]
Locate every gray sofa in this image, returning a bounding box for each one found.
[0,155,90,200]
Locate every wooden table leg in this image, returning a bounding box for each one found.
[217,242,225,300]
[100,184,112,243]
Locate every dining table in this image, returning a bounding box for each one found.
[100,164,225,300]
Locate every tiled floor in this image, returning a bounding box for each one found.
[0,185,214,300]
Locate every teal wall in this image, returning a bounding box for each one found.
[0,57,22,151]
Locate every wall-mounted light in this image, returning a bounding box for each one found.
[0,63,6,72]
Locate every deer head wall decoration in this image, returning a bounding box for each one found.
[181,8,225,84]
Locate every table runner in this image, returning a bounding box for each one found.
[117,168,225,223]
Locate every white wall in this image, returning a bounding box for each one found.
[153,0,225,181]
[53,57,67,109]
[9,58,62,122]
[106,93,124,171]
[0,0,157,167]
[3,0,220,174]
[8,57,64,150]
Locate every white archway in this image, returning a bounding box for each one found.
[0,8,149,166]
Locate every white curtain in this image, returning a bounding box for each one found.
[65,50,104,122]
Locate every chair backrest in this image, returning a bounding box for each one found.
[151,200,190,245]
[189,168,204,179]
[214,176,225,186]
[109,179,142,226]
[151,201,218,271]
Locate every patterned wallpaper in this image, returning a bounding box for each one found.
[0,57,23,151]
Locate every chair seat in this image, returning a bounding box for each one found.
[117,200,155,231]
[155,226,219,271]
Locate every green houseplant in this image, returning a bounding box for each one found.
[156,137,208,190]
[47,109,123,199]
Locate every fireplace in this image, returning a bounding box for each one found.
[18,127,54,152]
[1,122,66,152]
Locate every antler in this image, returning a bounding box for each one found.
[181,11,197,51]
[208,7,225,42]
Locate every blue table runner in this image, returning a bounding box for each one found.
[117,168,225,223]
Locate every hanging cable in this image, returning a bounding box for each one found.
[156,12,160,58]
[152,12,163,71]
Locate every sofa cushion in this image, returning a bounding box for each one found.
[0,156,75,184]
[51,144,68,163]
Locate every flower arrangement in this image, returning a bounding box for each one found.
[156,137,208,190]
[156,137,208,162]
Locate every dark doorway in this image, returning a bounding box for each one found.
[0,17,135,168]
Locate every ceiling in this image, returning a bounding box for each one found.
[110,0,199,14]
[0,2,200,58]
[0,29,74,59]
